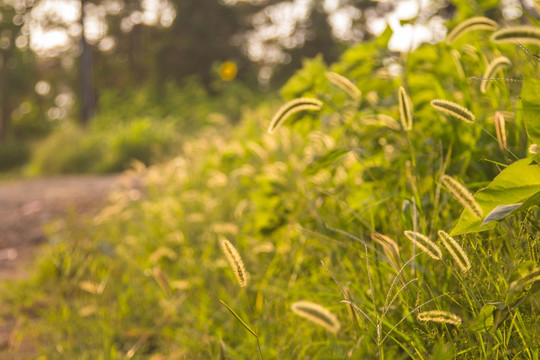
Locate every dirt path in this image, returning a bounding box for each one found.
[0,174,130,356]
[0,174,126,280]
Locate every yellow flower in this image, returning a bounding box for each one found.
[219,61,237,81]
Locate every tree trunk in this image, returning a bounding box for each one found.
[0,104,10,140]
[80,0,96,126]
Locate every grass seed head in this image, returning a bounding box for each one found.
[268,98,322,134]
[494,111,507,150]
[371,232,401,271]
[481,57,512,94]
[359,114,401,130]
[446,17,499,44]
[529,144,540,154]
[152,266,172,295]
[403,230,442,260]
[291,300,341,334]
[440,175,483,219]
[398,86,413,131]
[431,99,475,123]
[491,26,540,46]
[450,49,465,79]
[438,230,471,272]
[417,310,462,325]
[325,72,361,100]
[220,238,248,288]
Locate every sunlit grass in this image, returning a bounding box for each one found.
[1,15,539,360]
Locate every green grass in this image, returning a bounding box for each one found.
[1,16,540,359]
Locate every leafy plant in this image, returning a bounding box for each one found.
[2,10,540,360]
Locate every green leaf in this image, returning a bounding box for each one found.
[304,148,352,176]
[522,77,540,145]
[481,203,523,225]
[491,303,512,333]
[281,55,329,100]
[471,304,496,333]
[450,159,540,236]
[374,25,394,48]
[219,299,258,338]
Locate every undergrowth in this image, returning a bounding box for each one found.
[24,79,261,175]
[1,14,540,360]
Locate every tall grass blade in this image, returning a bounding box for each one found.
[219,299,258,338]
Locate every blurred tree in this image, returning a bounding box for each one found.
[230,0,402,86]
[80,0,96,125]
[0,0,38,140]
[93,0,398,90]
[2,0,535,135]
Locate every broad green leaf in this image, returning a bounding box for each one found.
[491,303,512,333]
[522,77,540,145]
[450,159,540,235]
[281,55,329,100]
[374,25,394,48]
[470,304,496,333]
[481,203,522,225]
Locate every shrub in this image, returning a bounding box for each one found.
[101,119,177,172]
[0,139,30,171]
[30,118,178,174]
[29,127,104,174]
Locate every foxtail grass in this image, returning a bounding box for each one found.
[360,114,400,130]
[450,49,465,79]
[326,72,361,100]
[403,231,442,260]
[220,238,248,288]
[398,87,413,131]
[494,111,507,150]
[438,230,471,272]
[291,300,341,334]
[481,57,511,93]
[219,237,263,359]
[371,232,401,272]
[529,144,540,154]
[440,175,483,218]
[446,17,498,44]
[151,267,172,295]
[268,98,323,134]
[491,26,540,46]
[417,310,462,325]
[431,99,475,123]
